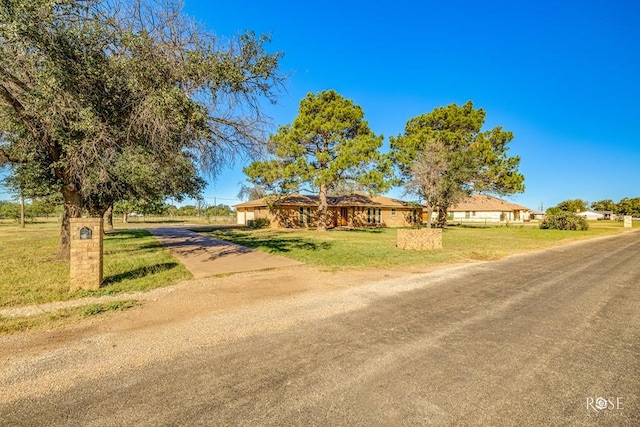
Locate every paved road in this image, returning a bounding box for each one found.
[1,232,638,425]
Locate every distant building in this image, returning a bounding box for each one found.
[531,211,546,220]
[447,194,531,223]
[575,210,606,220]
[596,211,614,220]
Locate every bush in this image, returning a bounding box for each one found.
[249,218,271,229]
[540,212,589,231]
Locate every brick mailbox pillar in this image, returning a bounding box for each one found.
[70,218,104,290]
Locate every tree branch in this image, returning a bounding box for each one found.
[0,84,40,141]
[0,147,27,164]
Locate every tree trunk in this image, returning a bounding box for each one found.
[436,207,448,228]
[20,194,25,228]
[317,184,328,232]
[122,212,128,223]
[425,205,433,229]
[104,204,114,231]
[57,183,83,260]
[87,204,108,218]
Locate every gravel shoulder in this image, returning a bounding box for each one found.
[0,263,451,357]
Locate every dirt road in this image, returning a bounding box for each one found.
[1,232,638,425]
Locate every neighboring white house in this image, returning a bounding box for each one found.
[575,210,605,220]
[447,194,531,223]
[531,211,546,220]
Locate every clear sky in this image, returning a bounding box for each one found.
[2,0,638,211]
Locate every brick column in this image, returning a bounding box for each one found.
[70,218,104,290]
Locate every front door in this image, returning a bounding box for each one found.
[340,207,348,226]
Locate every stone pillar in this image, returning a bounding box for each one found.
[70,218,104,290]
[624,215,632,228]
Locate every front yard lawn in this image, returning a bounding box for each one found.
[202,222,627,270]
[0,224,192,308]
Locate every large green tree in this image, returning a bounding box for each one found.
[552,199,589,213]
[590,199,616,212]
[244,90,391,231]
[0,0,283,258]
[616,197,640,217]
[390,101,524,227]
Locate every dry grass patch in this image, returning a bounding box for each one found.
[0,300,141,335]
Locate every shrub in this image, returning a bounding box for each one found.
[249,218,271,229]
[540,212,589,231]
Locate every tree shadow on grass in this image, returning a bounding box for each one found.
[137,219,185,224]
[104,230,162,256]
[105,230,151,239]
[334,227,384,234]
[102,262,180,286]
[104,242,164,256]
[211,234,332,254]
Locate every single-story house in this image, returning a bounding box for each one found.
[575,210,605,220]
[597,210,614,220]
[234,193,422,228]
[531,211,546,221]
[447,194,531,223]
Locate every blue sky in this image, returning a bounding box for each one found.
[185,0,640,211]
[2,0,638,211]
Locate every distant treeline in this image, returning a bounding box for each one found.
[0,200,234,221]
[547,198,640,217]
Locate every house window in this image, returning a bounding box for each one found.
[391,208,396,217]
[299,207,311,224]
[367,208,381,224]
[465,211,471,219]
[407,209,419,223]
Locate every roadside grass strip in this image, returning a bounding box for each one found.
[0,300,141,335]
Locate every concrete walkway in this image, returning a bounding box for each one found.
[147,227,303,278]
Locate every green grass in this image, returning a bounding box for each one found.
[0,223,191,308]
[0,300,141,335]
[0,219,630,308]
[202,221,629,270]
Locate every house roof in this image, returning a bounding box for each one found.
[575,210,604,217]
[448,194,530,212]
[234,193,419,209]
[234,194,318,208]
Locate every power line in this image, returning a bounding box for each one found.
[200,196,239,201]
